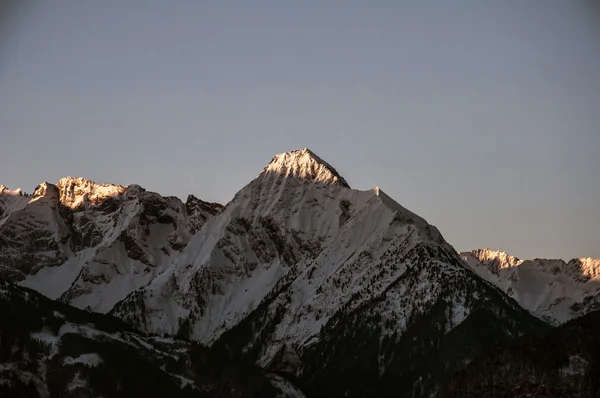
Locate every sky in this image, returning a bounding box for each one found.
[0,1,599,260]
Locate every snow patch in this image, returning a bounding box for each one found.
[63,353,103,367]
[30,327,59,346]
[20,250,90,299]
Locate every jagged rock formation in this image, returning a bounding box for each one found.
[0,177,222,313]
[461,249,600,324]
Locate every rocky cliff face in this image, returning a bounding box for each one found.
[0,177,222,313]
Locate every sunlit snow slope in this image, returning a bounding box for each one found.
[461,249,600,324]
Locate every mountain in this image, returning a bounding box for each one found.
[0,279,305,397]
[0,177,223,313]
[110,148,549,396]
[461,249,600,324]
[1,149,558,396]
[437,309,600,398]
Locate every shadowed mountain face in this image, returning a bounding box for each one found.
[0,280,303,397]
[438,309,600,398]
[2,149,552,397]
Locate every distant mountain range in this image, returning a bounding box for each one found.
[461,249,600,325]
[1,148,597,397]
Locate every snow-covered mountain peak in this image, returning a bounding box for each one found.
[0,185,23,196]
[259,148,350,188]
[1,168,553,396]
[56,176,126,209]
[461,248,522,270]
[461,249,600,324]
[32,182,60,201]
[567,257,600,280]
[0,175,224,313]
[185,194,223,213]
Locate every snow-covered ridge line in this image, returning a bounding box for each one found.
[3,177,127,209]
[0,175,224,313]
[3,176,222,212]
[56,176,127,209]
[0,185,24,196]
[461,248,600,277]
[1,148,554,396]
[461,248,600,324]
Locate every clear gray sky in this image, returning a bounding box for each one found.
[1,1,599,260]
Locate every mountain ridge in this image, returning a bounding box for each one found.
[105,149,549,396]
[0,148,582,397]
[461,248,600,324]
[0,177,223,313]
[259,148,350,189]
[462,247,600,269]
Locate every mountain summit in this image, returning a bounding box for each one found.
[259,148,350,188]
[55,176,126,209]
[0,150,596,397]
[109,149,546,397]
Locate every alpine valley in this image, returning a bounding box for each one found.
[0,149,597,397]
